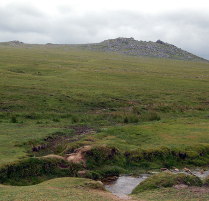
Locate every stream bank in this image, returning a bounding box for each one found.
[101,169,209,195]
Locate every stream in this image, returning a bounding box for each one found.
[101,174,150,195]
[101,170,209,195]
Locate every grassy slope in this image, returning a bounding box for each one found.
[1,43,209,164]
[0,175,209,201]
[0,177,119,201]
[131,172,209,200]
[1,43,209,199]
[132,187,209,201]
[1,44,209,114]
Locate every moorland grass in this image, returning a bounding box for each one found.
[131,172,203,194]
[0,177,110,201]
[1,43,209,188]
[131,172,209,201]
[1,44,209,115]
[132,186,209,201]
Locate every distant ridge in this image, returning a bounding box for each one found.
[1,38,208,62]
[80,37,208,62]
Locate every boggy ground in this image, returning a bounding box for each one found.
[1,176,209,201]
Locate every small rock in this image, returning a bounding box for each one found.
[184,168,190,172]
[97,181,103,185]
[184,168,196,176]
[173,166,179,171]
[174,184,188,189]
[161,168,168,172]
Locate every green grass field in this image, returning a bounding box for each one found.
[0,42,209,200]
[0,177,115,201]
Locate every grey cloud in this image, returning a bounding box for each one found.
[0,3,48,33]
[151,11,209,59]
[0,6,208,59]
[3,2,46,18]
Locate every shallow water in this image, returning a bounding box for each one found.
[101,170,209,195]
[102,174,150,195]
[176,170,209,179]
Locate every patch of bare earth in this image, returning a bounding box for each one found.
[174,184,189,190]
[66,146,92,166]
[172,185,209,200]
[189,186,209,194]
[32,125,93,153]
[0,185,10,188]
[174,185,209,193]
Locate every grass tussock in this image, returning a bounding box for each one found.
[0,157,83,186]
[132,172,203,194]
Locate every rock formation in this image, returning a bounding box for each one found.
[80,37,208,62]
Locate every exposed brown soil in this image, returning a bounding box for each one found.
[187,186,209,194]
[41,146,92,168]
[78,170,87,176]
[65,146,92,166]
[31,125,93,154]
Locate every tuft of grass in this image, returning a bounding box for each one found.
[10,116,18,123]
[84,146,125,169]
[146,111,161,121]
[71,115,79,123]
[203,175,209,186]
[52,118,60,122]
[131,172,203,194]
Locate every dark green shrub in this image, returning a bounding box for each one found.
[53,118,60,122]
[10,116,18,123]
[147,111,161,121]
[100,166,125,177]
[84,171,101,180]
[54,145,66,154]
[124,115,139,123]
[124,116,129,123]
[25,113,39,119]
[203,175,209,186]
[71,115,79,123]
[132,106,142,114]
[85,146,124,168]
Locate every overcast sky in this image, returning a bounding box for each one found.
[0,0,209,59]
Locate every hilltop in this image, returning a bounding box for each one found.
[1,38,208,62]
[79,37,208,62]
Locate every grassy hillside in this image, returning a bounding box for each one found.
[0,41,209,199]
[0,177,116,201]
[1,42,209,159]
[1,42,209,115]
